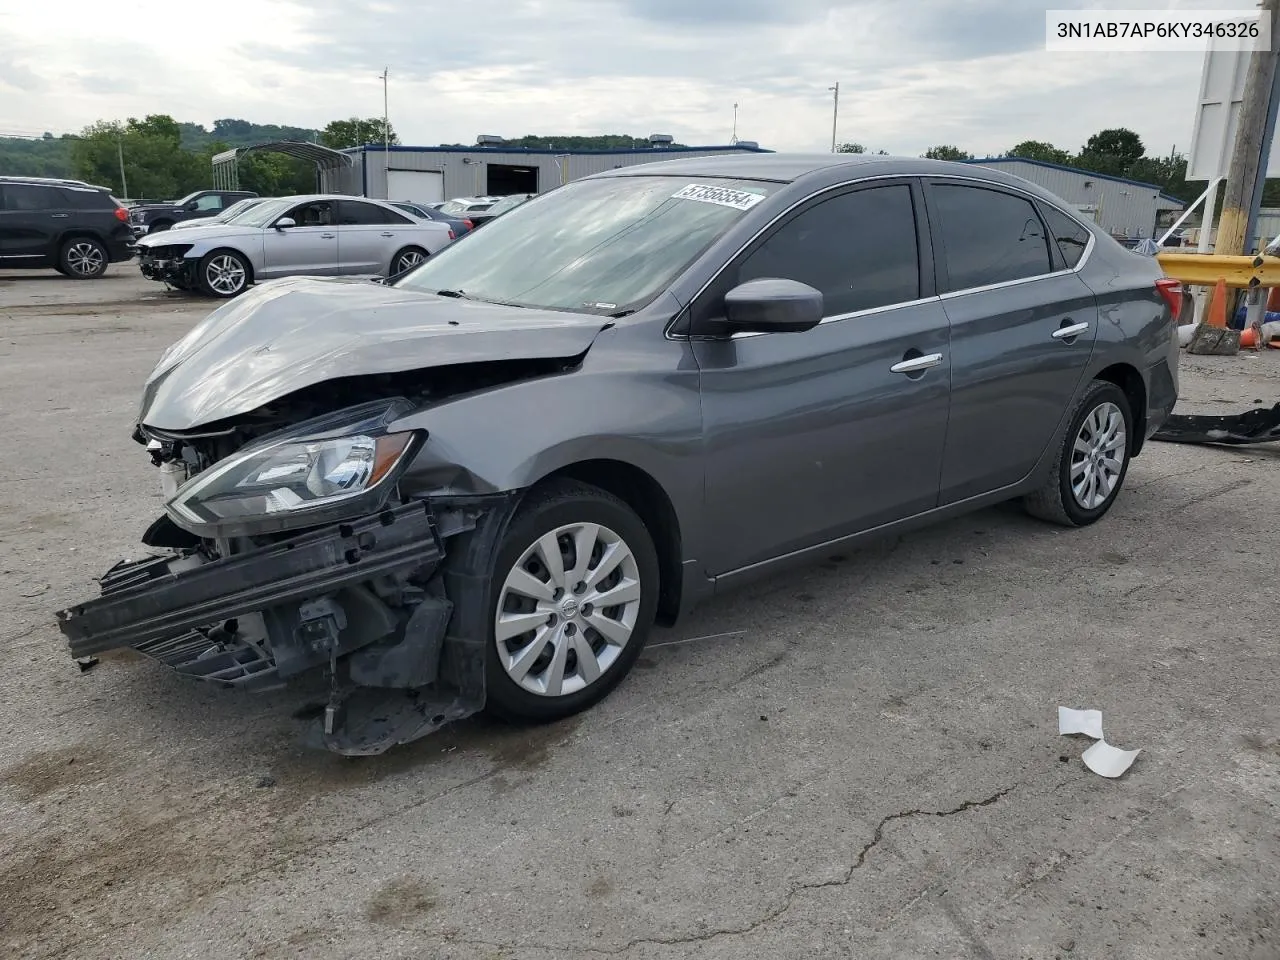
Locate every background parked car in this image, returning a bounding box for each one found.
[133,193,455,297]
[466,192,536,229]
[128,189,258,237]
[438,196,499,218]
[167,196,269,232]
[389,200,474,236]
[0,175,135,279]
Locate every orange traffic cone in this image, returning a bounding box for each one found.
[1206,278,1228,328]
[1241,326,1260,349]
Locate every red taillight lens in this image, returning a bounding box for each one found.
[463,219,473,231]
[114,207,129,222]
[1155,277,1183,321]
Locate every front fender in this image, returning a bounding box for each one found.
[391,321,707,562]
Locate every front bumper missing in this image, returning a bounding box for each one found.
[138,255,196,287]
[54,500,498,755]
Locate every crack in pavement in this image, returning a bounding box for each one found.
[447,785,1017,957]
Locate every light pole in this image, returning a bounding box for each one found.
[116,136,128,200]
[731,102,739,144]
[828,82,840,153]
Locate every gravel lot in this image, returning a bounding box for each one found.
[1,268,1278,960]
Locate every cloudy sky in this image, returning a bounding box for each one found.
[0,0,1259,157]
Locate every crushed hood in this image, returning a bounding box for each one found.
[139,276,611,431]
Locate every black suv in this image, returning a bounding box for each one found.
[0,176,135,279]
[128,189,258,236]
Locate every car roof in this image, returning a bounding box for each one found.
[0,174,107,191]
[586,152,1086,209]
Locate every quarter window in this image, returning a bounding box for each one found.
[1040,205,1092,269]
[931,184,1052,290]
[735,185,920,316]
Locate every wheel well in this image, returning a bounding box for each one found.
[1095,363,1147,455]
[55,231,105,255]
[201,247,254,284]
[543,460,684,626]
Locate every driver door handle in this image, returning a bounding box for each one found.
[1052,321,1091,339]
[890,353,943,374]
[380,231,395,237]
[320,232,336,239]
[50,213,69,219]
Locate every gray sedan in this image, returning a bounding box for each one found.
[59,154,1180,754]
[133,194,455,297]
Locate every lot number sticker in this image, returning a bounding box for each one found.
[671,184,766,211]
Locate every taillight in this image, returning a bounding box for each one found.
[463,219,473,231]
[448,228,456,240]
[114,207,129,222]
[1155,277,1183,321]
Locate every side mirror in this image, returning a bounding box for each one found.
[274,217,297,230]
[723,278,823,334]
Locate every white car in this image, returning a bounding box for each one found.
[133,194,456,297]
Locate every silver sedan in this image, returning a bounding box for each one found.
[133,194,456,297]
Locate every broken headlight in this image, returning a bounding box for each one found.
[165,400,422,537]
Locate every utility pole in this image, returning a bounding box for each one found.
[731,102,739,144]
[116,137,128,200]
[828,82,840,152]
[380,67,390,153]
[1216,0,1280,258]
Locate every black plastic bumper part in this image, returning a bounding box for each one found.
[56,502,442,660]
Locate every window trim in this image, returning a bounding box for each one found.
[665,172,1096,341]
[683,176,931,340]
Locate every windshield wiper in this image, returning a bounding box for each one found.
[434,289,471,299]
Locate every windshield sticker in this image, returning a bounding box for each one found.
[671,184,766,211]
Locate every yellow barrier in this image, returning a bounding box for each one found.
[1154,252,1280,288]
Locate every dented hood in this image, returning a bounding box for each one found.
[139,276,610,431]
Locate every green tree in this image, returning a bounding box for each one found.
[836,142,865,153]
[1006,140,1073,165]
[320,117,399,149]
[923,145,972,161]
[1076,127,1145,178]
[69,115,204,199]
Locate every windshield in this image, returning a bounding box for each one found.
[236,197,298,228]
[395,176,779,314]
[440,199,492,215]
[172,192,201,206]
[485,194,529,216]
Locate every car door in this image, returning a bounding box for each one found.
[690,179,953,576]
[335,199,416,274]
[923,179,1101,504]
[260,200,339,278]
[0,183,62,262]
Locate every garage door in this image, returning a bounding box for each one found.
[386,169,444,204]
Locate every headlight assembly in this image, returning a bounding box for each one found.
[165,400,423,537]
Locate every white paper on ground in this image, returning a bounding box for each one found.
[1058,706,1105,740]
[1081,740,1141,778]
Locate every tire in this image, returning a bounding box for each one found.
[147,221,173,234]
[58,237,109,279]
[485,479,660,723]
[389,246,428,277]
[1024,379,1134,527]
[196,249,251,298]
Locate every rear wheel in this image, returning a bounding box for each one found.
[486,480,659,722]
[390,246,427,277]
[147,221,173,234]
[197,249,251,298]
[58,237,108,279]
[1024,379,1133,527]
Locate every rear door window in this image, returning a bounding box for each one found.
[1040,205,1092,269]
[2,184,63,211]
[930,184,1053,290]
[339,200,413,225]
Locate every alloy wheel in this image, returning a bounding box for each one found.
[494,522,642,698]
[65,242,105,277]
[396,250,426,273]
[206,255,246,295]
[1070,401,1127,510]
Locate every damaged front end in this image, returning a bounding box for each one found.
[55,398,515,756]
[137,241,199,289]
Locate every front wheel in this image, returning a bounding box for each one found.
[485,480,659,723]
[1024,379,1133,527]
[197,249,250,298]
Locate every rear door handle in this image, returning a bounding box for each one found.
[320,232,336,239]
[51,213,69,219]
[1052,321,1090,340]
[380,231,395,237]
[890,353,943,374]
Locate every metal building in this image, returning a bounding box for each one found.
[963,157,1184,240]
[318,137,773,203]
